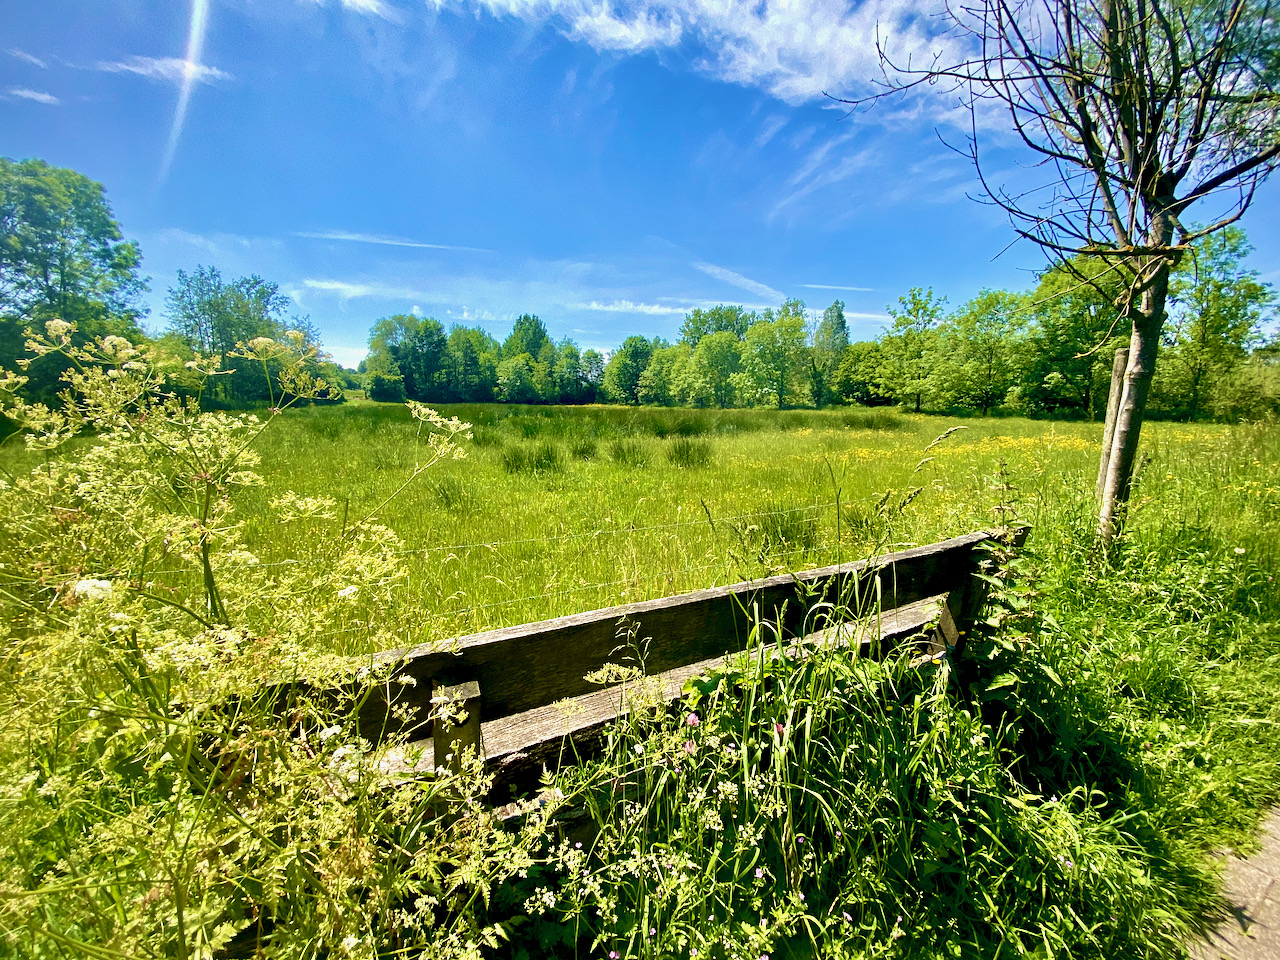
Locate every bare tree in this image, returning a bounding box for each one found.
[847,0,1280,547]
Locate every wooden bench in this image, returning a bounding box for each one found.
[345,525,1027,802]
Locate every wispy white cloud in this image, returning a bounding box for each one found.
[581,299,692,316]
[343,0,397,15]
[567,6,683,51]
[693,261,784,303]
[769,130,875,222]
[754,114,788,149]
[303,0,402,20]
[6,87,60,105]
[425,0,962,106]
[800,283,873,292]
[149,227,264,256]
[303,278,426,300]
[295,230,494,253]
[96,55,232,86]
[8,49,47,68]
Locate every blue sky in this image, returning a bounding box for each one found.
[3,0,1278,368]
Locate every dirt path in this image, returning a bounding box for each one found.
[1193,810,1280,960]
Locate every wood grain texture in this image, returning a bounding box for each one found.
[354,529,1018,740]
[380,594,952,801]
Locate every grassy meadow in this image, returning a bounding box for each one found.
[3,390,1280,959]
[225,400,1277,652]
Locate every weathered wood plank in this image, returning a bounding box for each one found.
[355,530,1006,740]
[380,594,952,801]
[432,680,481,774]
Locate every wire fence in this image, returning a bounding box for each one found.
[132,501,841,578]
[8,499,876,650]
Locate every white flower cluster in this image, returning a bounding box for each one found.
[72,578,112,601]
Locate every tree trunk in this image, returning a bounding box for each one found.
[1095,346,1129,499]
[1097,235,1177,548]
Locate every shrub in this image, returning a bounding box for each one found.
[666,435,713,468]
[609,438,650,467]
[502,440,563,474]
[569,436,598,460]
[367,372,406,403]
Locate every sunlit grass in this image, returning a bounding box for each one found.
[222,403,1279,658]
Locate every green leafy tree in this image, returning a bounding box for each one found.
[443,325,500,402]
[167,266,289,356]
[740,300,810,408]
[938,290,1029,415]
[497,353,539,403]
[1,158,148,397]
[833,341,894,406]
[638,343,691,406]
[810,300,850,407]
[685,331,742,408]
[878,288,946,413]
[679,305,754,346]
[1161,228,1274,421]
[165,267,325,404]
[583,349,606,397]
[365,314,449,402]
[603,336,656,404]
[1021,260,1129,419]
[503,313,551,360]
[548,340,579,403]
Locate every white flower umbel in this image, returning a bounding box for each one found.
[72,579,112,601]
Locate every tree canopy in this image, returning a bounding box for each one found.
[1,158,148,397]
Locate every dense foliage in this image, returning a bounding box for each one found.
[2,156,1277,959]
[2,352,1277,957]
[360,237,1276,421]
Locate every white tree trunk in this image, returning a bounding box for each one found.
[1097,260,1175,548]
[1096,346,1130,500]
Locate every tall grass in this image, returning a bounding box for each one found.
[222,404,1113,651]
[2,386,1277,960]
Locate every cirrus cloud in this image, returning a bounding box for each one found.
[426,0,958,105]
[6,87,60,105]
[96,56,232,86]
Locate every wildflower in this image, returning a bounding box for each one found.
[632,742,644,755]
[686,712,700,727]
[337,585,358,599]
[73,579,112,601]
[248,336,275,351]
[775,723,785,735]
[609,952,620,959]
[684,740,696,754]
[1235,547,1246,555]
[755,867,764,879]
[101,335,135,358]
[45,318,71,338]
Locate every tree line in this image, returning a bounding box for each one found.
[366,233,1277,421]
[1,157,350,408]
[3,155,1274,423]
